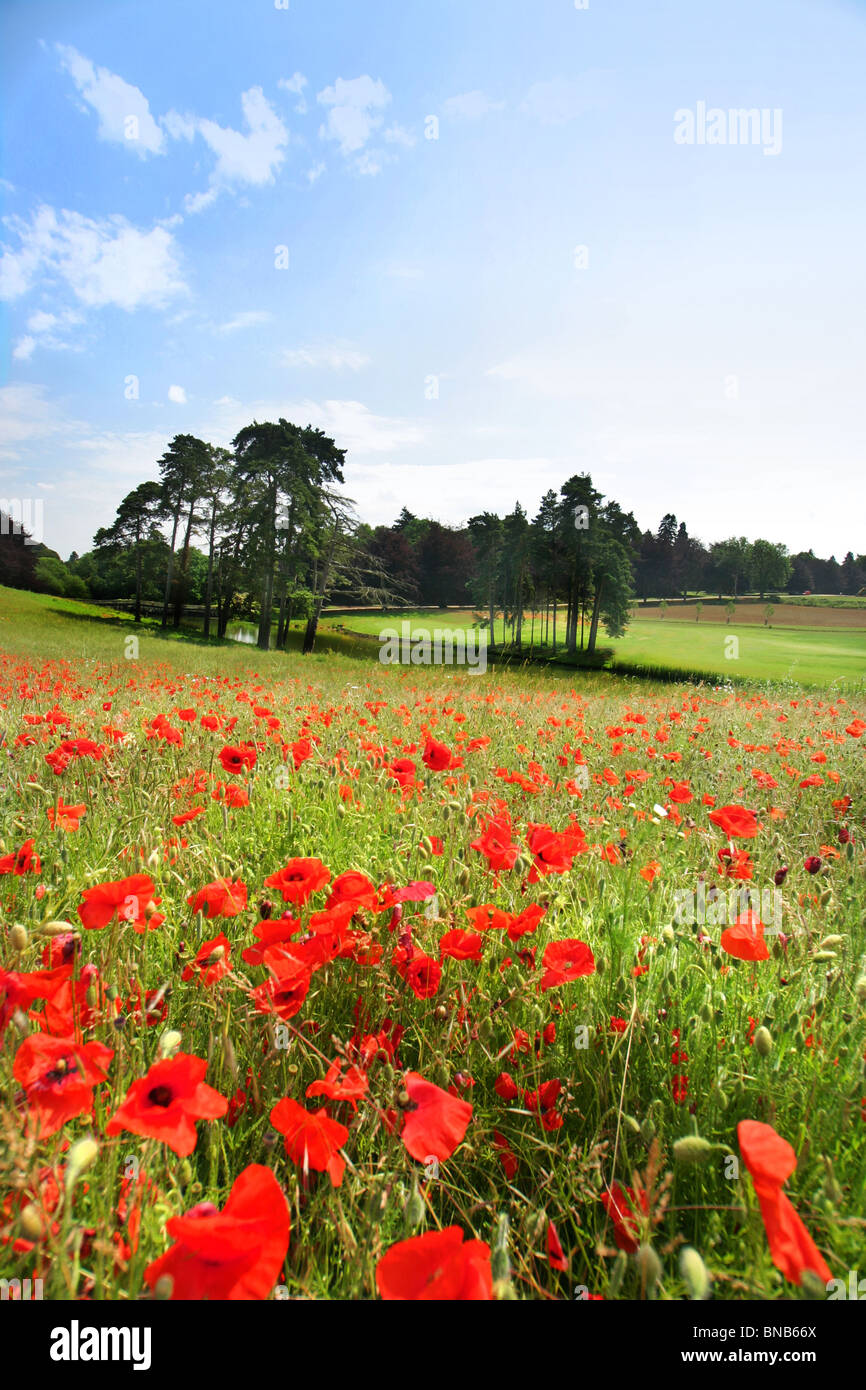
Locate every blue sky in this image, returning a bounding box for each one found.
[1,0,865,559]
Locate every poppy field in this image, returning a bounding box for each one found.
[1,609,865,1302]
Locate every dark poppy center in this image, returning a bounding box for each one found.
[148,1085,173,1108]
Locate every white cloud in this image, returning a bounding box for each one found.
[206,394,424,456]
[355,151,383,177]
[442,91,505,120]
[217,310,272,334]
[278,72,308,114]
[12,336,36,361]
[56,45,165,156]
[184,187,220,215]
[167,385,187,404]
[341,457,566,527]
[519,72,615,125]
[317,76,391,155]
[383,124,416,148]
[196,87,289,187]
[0,205,187,311]
[307,161,326,184]
[161,109,197,142]
[281,344,370,370]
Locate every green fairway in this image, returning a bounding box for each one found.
[607,618,866,687]
[321,608,866,688]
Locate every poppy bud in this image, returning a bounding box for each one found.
[10,923,28,952]
[397,1089,411,1109]
[153,1275,174,1300]
[855,976,866,1003]
[773,866,789,886]
[179,1159,193,1188]
[85,983,99,1009]
[818,935,843,950]
[404,1182,426,1229]
[754,1026,773,1057]
[65,1136,99,1190]
[812,950,837,962]
[804,855,822,875]
[157,1029,183,1059]
[455,866,471,889]
[711,1082,728,1110]
[40,919,75,936]
[661,925,675,944]
[700,1002,713,1023]
[259,899,273,920]
[637,1243,662,1288]
[673,1135,715,1166]
[19,1203,44,1242]
[679,1246,711,1300]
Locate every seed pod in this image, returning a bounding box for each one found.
[637,1242,662,1287]
[818,935,843,950]
[10,923,28,952]
[153,1275,174,1300]
[157,1029,183,1059]
[65,1137,99,1190]
[855,976,866,1003]
[405,1182,425,1228]
[679,1246,711,1300]
[455,865,471,889]
[754,1026,773,1058]
[673,1135,716,1166]
[19,1203,44,1242]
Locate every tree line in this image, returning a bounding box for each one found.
[1,421,864,655]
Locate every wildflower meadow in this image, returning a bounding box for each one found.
[1,605,864,1308]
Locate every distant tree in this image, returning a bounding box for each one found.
[94,480,163,622]
[750,539,791,599]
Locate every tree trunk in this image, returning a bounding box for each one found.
[203,506,217,639]
[161,508,181,628]
[587,577,604,653]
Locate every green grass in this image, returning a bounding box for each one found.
[320,606,866,690]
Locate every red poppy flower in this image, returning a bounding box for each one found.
[600,1183,648,1253]
[144,1165,290,1300]
[803,855,822,875]
[470,813,519,871]
[387,757,416,788]
[738,1120,832,1286]
[439,929,484,963]
[263,857,331,906]
[251,954,311,1020]
[709,804,759,839]
[393,947,442,999]
[46,799,86,831]
[106,1054,228,1156]
[78,874,156,930]
[539,939,595,991]
[422,736,457,772]
[13,1034,113,1138]
[720,911,770,962]
[400,1072,472,1163]
[494,1071,520,1101]
[187,879,248,919]
[306,1060,368,1110]
[506,903,546,941]
[218,744,257,775]
[325,870,379,912]
[0,838,42,875]
[181,933,232,986]
[376,1226,492,1300]
[270,1097,348,1187]
[547,1220,569,1272]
